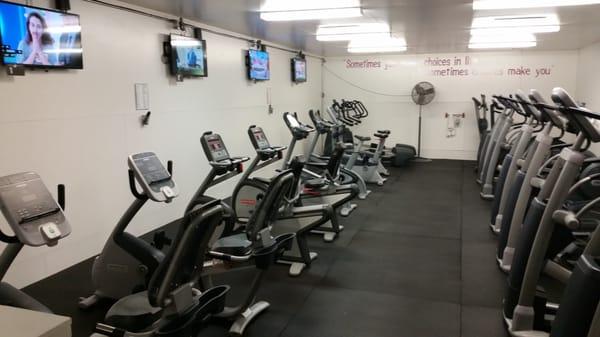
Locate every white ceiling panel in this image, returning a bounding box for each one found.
[115,0,600,55]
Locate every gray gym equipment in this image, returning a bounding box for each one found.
[92,199,230,337]
[309,109,372,197]
[0,172,70,313]
[476,98,502,184]
[480,96,518,199]
[282,112,360,239]
[199,131,331,277]
[499,90,568,272]
[492,92,541,234]
[508,88,600,336]
[79,152,178,309]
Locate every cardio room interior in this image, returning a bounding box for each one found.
[0,1,599,337]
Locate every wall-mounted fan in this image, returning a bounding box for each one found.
[411,81,436,162]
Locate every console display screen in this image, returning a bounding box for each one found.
[253,129,270,149]
[208,139,229,161]
[135,156,170,184]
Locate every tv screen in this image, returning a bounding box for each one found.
[292,57,306,83]
[247,49,269,81]
[170,34,207,77]
[0,0,83,69]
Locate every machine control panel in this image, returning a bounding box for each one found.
[201,133,231,162]
[248,126,271,150]
[0,172,71,246]
[128,152,178,202]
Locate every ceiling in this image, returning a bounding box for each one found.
[117,0,600,56]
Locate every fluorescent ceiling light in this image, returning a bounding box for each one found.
[470,33,537,43]
[347,37,407,53]
[260,0,362,21]
[473,0,600,10]
[469,33,537,49]
[472,14,559,30]
[471,26,559,36]
[469,41,537,49]
[316,23,390,41]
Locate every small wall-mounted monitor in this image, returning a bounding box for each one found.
[291,57,306,83]
[0,0,83,69]
[170,34,207,77]
[247,49,270,81]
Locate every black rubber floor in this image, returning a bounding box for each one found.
[23,160,509,337]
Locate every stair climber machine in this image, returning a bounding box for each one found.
[497,90,600,273]
[0,172,70,313]
[476,98,502,181]
[79,153,178,310]
[489,91,543,235]
[480,95,526,199]
[306,109,371,200]
[503,88,600,337]
[472,94,490,173]
[196,131,334,277]
[91,153,230,337]
[281,112,360,226]
[478,96,512,190]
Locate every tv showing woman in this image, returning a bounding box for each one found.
[16,12,57,66]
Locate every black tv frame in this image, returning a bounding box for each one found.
[0,0,83,70]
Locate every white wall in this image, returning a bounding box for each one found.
[577,41,600,110]
[323,51,578,160]
[0,0,323,287]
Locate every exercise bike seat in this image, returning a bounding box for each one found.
[211,233,253,256]
[253,177,272,185]
[355,135,371,142]
[374,133,388,139]
[104,291,162,333]
[377,130,391,134]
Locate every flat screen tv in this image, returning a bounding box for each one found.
[291,57,306,83]
[247,49,269,81]
[170,34,207,77]
[0,0,83,69]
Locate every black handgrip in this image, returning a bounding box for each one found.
[128,170,146,200]
[167,160,173,176]
[57,184,65,210]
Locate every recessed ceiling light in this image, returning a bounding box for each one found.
[469,41,537,49]
[473,0,600,10]
[472,14,560,31]
[316,23,390,41]
[260,0,362,21]
[469,33,537,49]
[347,37,407,53]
